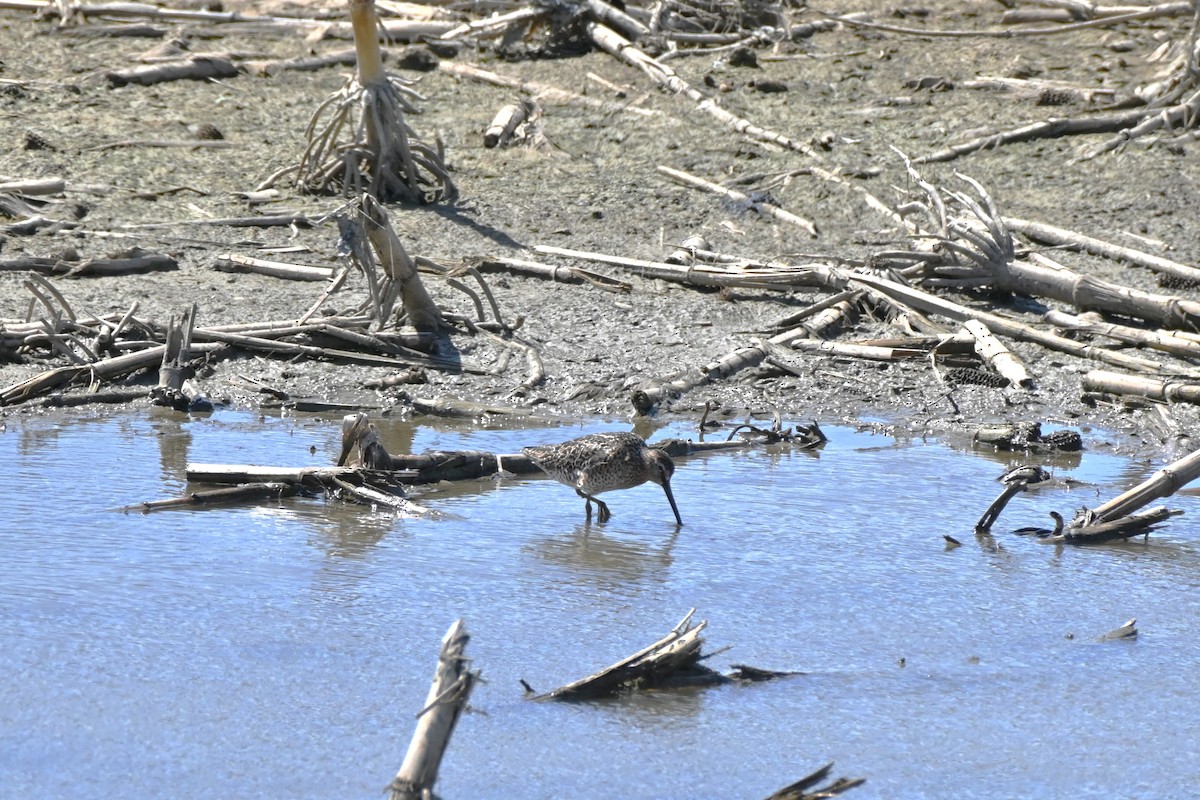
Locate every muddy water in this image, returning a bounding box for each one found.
[3,411,1200,800]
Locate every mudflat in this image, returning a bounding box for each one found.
[2,0,1198,457]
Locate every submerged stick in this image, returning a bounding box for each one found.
[763,762,865,800]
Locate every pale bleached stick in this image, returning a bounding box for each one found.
[439,61,659,118]
[533,244,842,290]
[1090,443,1200,522]
[1045,309,1200,362]
[657,166,817,236]
[586,21,823,158]
[213,253,334,281]
[962,318,1033,388]
[1005,216,1200,284]
[848,270,1187,375]
[1083,369,1200,404]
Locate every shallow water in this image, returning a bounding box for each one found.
[3,410,1200,800]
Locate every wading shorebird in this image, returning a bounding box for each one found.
[522,432,683,525]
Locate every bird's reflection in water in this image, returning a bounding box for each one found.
[526,523,678,591]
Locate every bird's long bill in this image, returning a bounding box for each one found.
[662,479,683,526]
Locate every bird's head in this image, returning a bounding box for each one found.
[648,448,683,526]
[646,448,675,486]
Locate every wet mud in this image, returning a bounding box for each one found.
[2,1,1198,459]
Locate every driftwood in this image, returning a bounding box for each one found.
[124,482,303,513]
[1090,444,1200,522]
[387,620,478,800]
[586,21,822,159]
[962,319,1032,388]
[1047,310,1200,362]
[162,415,435,515]
[0,247,177,276]
[150,304,214,411]
[1,342,222,406]
[359,195,446,330]
[629,322,825,414]
[849,271,1187,376]
[1004,442,1200,543]
[213,253,335,281]
[483,99,540,148]
[191,415,758,492]
[898,165,1200,331]
[0,287,478,408]
[977,452,1189,543]
[1005,217,1200,285]
[471,256,632,293]
[658,166,818,237]
[98,55,237,87]
[534,245,844,292]
[914,111,1148,164]
[1045,507,1181,544]
[762,763,865,800]
[1083,369,1200,403]
[529,610,800,700]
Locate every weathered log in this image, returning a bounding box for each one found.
[1046,309,1200,362]
[99,55,238,87]
[1082,369,1200,403]
[387,620,478,800]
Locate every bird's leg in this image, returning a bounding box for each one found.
[594,498,612,523]
[576,489,594,519]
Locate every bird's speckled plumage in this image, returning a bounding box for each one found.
[522,432,682,525]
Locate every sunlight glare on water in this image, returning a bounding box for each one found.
[2,411,1200,800]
